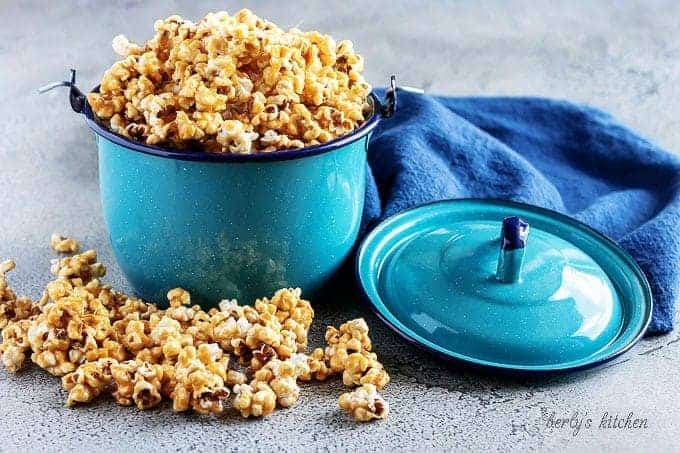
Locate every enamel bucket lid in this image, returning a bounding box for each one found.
[357,199,652,373]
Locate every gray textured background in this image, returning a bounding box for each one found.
[1,0,679,451]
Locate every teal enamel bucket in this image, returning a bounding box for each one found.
[60,73,396,307]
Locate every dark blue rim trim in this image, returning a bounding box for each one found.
[83,90,382,163]
[355,198,653,376]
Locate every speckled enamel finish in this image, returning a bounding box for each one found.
[96,134,368,307]
[357,199,653,373]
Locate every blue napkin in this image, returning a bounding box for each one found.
[363,90,680,335]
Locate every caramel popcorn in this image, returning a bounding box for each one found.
[250,358,303,408]
[305,318,390,391]
[342,351,390,390]
[233,381,277,418]
[87,9,371,154]
[132,361,170,410]
[288,352,312,382]
[50,234,80,254]
[255,288,313,350]
[0,260,39,330]
[0,239,390,421]
[226,368,247,386]
[305,347,332,381]
[110,360,137,406]
[0,319,31,372]
[338,384,389,422]
[50,249,106,286]
[167,287,191,308]
[0,260,18,318]
[249,343,277,371]
[210,308,251,351]
[324,318,374,373]
[62,358,115,406]
[28,279,114,376]
[171,344,231,414]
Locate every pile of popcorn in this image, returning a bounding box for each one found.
[0,236,389,421]
[87,9,372,154]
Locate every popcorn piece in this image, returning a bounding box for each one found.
[110,360,138,406]
[0,260,39,330]
[268,373,299,408]
[108,293,157,322]
[108,360,175,409]
[84,338,128,362]
[62,358,115,406]
[50,234,80,254]
[167,287,191,307]
[305,347,332,381]
[132,361,166,410]
[327,318,372,352]
[325,318,374,373]
[342,352,370,386]
[0,260,17,311]
[342,352,390,390]
[171,344,231,414]
[112,34,143,57]
[26,280,114,376]
[249,343,276,371]
[87,9,371,154]
[165,287,196,323]
[225,369,247,386]
[187,309,214,345]
[255,288,314,351]
[172,368,230,414]
[306,318,389,390]
[233,381,277,418]
[50,250,106,286]
[251,358,301,408]
[121,319,152,353]
[0,319,32,372]
[338,384,389,422]
[0,259,15,276]
[210,310,251,351]
[288,352,312,382]
[149,315,189,361]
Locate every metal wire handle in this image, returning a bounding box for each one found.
[37,69,86,113]
[380,75,397,118]
[379,75,424,118]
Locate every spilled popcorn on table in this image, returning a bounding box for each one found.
[0,238,389,421]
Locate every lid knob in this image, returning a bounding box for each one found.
[496,216,530,283]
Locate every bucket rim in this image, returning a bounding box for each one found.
[84,90,381,163]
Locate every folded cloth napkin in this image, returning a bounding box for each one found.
[363,90,680,335]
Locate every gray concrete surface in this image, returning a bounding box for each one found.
[1,0,679,451]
